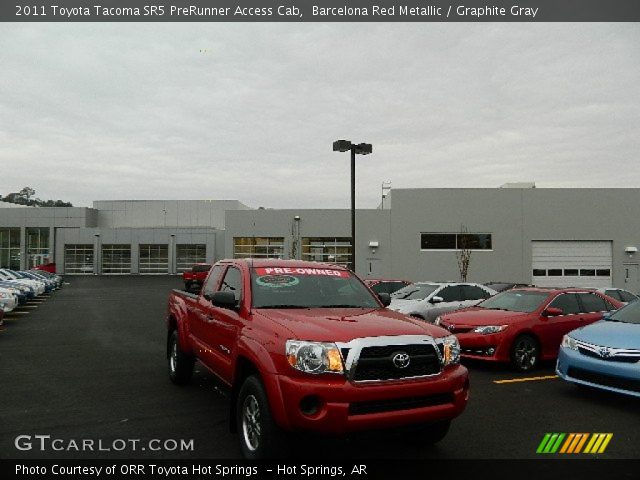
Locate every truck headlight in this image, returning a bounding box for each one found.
[286,340,344,374]
[437,335,460,366]
[472,325,508,335]
[561,335,578,351]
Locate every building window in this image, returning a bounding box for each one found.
[26,227,50,268]
[101,244,131,274]
[302,237,352,266]
[139,244,168,274]
[233,237,284,259]
[0,227,21,269]
[64,244,94,274]
[420,233,492,250]
[176,244,207,273]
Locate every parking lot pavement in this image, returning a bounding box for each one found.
[1,276,638,459]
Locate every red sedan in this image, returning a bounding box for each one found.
[436,288,623,371]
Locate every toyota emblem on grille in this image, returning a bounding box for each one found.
[392,352,410,369]
[598,347,611,358]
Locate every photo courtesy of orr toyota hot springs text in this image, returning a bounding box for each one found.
[1,1,639,479]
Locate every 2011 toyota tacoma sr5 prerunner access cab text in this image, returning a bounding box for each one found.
[166,259,469,458]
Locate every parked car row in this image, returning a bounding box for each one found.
[0,268,63,326]
[353,276,639,398]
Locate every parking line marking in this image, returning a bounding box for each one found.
[493,375,558,384]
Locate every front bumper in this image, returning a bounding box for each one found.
[556,347,640,398]
[0,296,18,313]
[456,331,511,363]
[273,364,469,434]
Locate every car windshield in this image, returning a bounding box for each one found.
[391,283,438,300]
[607,300,640,324]
[477,290,549,313]
[251,267,380,309]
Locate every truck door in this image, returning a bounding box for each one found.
[190,265,224,364]
[202,265,244,384]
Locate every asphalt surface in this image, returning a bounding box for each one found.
[1,276,638,460]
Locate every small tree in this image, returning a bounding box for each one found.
[455,226,473,282]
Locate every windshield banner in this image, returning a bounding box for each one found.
[254,267,349,277]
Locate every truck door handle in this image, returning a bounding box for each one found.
[206,314,214,321]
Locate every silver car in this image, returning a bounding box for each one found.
[595,288,638,305]
[0,287,19,313]
[389,282,497,323]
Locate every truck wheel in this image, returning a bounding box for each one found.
[406,420,451,444]
[236,375,288,459]
[168,330,194,385]
[510,334,539,372]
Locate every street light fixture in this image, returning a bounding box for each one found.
[333,139,373,273]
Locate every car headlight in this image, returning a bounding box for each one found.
[436,335,460,366]
[472,325,508,335]
[286,340,344,374]
[561,334,578,351]
[434,316,442,326]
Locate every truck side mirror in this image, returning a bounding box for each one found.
[377,292,391,307]
[210,291,237,309]
[430,296,444,304]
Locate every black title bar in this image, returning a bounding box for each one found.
[2,0,640,22]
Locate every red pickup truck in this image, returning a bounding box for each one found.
[182,263,211,290]
[166,259,469,458]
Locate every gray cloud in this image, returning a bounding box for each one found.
[0,23,638,208]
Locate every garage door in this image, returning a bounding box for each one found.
[532,241,612,288]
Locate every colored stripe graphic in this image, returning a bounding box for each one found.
[537,433,613,454]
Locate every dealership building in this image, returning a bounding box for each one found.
[0,186,638,293]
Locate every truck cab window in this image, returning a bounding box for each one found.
[202,265,224,297]
[220,267,243,302]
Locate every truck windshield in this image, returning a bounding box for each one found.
[477,290,549,313]
[192,264,212,272]
[251,267,380,309]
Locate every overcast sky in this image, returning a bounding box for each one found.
[0,23,638,208]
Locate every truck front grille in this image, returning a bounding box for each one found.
[352,344,441,381]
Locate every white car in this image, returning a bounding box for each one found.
[389,282,497,323]
[595,288,638,305]
[0,269,45,295]
[0,287,19,313]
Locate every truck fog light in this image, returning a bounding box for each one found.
[299,395,321,416]
[486,348,495,355]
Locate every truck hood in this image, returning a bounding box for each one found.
[441,307,532,326]
[255,307,449,343]
[569,320,640,349]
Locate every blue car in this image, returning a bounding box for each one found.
[557,299,640,398]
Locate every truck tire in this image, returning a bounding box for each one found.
[236,375,288,459]
[510,334,539,372]
[168,330,194,385]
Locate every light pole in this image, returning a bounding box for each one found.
[381,181,391,209]
[333,140,372,273]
